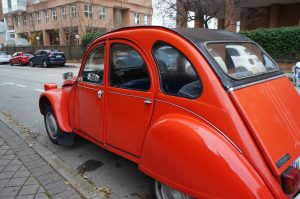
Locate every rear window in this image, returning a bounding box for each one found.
[206,42,278,79]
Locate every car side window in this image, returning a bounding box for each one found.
[153,42,202,99]
[109,43,151,91]
[81,45,105,85]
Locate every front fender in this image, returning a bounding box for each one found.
[39,88,72,133]
[139,114,274,199]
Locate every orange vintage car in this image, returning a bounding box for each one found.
[39,27,300,199]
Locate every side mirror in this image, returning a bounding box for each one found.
[62,72,74,80]
[87,73,99,82]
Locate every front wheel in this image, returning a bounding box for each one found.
[29,60,34,67]
[44,106,61,145]
[9,61,13,66]
[152,180,193,199]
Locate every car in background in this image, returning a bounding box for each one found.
[9,51,33,66]
[292,61,300,87]
[30,49,66,67]
[0,51,12,64]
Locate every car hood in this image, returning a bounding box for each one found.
[230,76,300,175]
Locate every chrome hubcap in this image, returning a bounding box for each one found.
[45,112,58,140]
[154,181,192,199]
[43,61,47,67]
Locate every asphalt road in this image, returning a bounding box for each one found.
[0,64,151,199]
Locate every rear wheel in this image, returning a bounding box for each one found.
[44,105,60,145]
[152,180,193,199]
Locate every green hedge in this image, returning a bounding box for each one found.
[241,27,300,62]
[81,31,106,50]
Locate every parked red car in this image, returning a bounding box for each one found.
[9,51,33,66]
[39,27,300,199]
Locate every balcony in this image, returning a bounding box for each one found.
[2,0,27,14]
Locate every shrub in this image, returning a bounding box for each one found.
[81,31,106,50]
[241,27,300,62]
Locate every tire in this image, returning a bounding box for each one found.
[9,61,13,66]
[151,180,193,199]
[43,61,48,68]
[60,64,65,67]
[44,105,61,145]
[29,60,34,67]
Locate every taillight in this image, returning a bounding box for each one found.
[281,166,300,194]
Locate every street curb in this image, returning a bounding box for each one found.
[0,112,105,199]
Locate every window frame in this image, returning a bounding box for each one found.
[36,12,41,24]
[99,6,107,19]
[204,41,279,81]
[52,8,57,21]
[152,41,203,99]
[80,44,106,86]
[70,4,77,18]
[44,10,49,22]
[144,14,149,25]
[108,42,152,92]
[61,6,67,20]
[84,4,93,18]
[134,13,140,24]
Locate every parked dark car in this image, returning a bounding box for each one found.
[30,50,66,67]
[9,51,33,66]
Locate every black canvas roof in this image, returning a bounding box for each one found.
[172,27,251,43]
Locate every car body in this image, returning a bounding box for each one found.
[9,51,33,66]
[39,27,300,199]
[30,49,66,67]
[292,62,300,87]
[0,51,11,64]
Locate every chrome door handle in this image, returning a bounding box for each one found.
[144,98,152,104]
[97,90,103,99]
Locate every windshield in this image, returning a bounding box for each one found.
[206,42,278,79]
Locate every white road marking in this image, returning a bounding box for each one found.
[16,84,27,88]
[47,74,61,78]
[34,89,44,92]
[3,82,15,85]
[1,70,9,72]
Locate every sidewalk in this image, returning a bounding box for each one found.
[0,120,82,199]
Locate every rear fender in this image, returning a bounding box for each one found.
[139,114,273,199]
[39,88,72,133]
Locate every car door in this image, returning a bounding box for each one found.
[106,40,154,157]
[74,43,106,143]
[32,51,40,64]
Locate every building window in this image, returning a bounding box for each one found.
[23,15,27,26]
[134,13,140,24]
[115,9,122,24]
[44,10,49,22]
[52,8,57,21]
[36,12,41,24]
[16,16,21,27]
[84,4,93,18]
[29,14,33,25]
[99,6,107,19]
[70,4,77,18]
[144,14,149,25]
[61,6,67,20]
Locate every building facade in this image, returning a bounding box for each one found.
[2,0,152,45]
[176,0,300,32]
